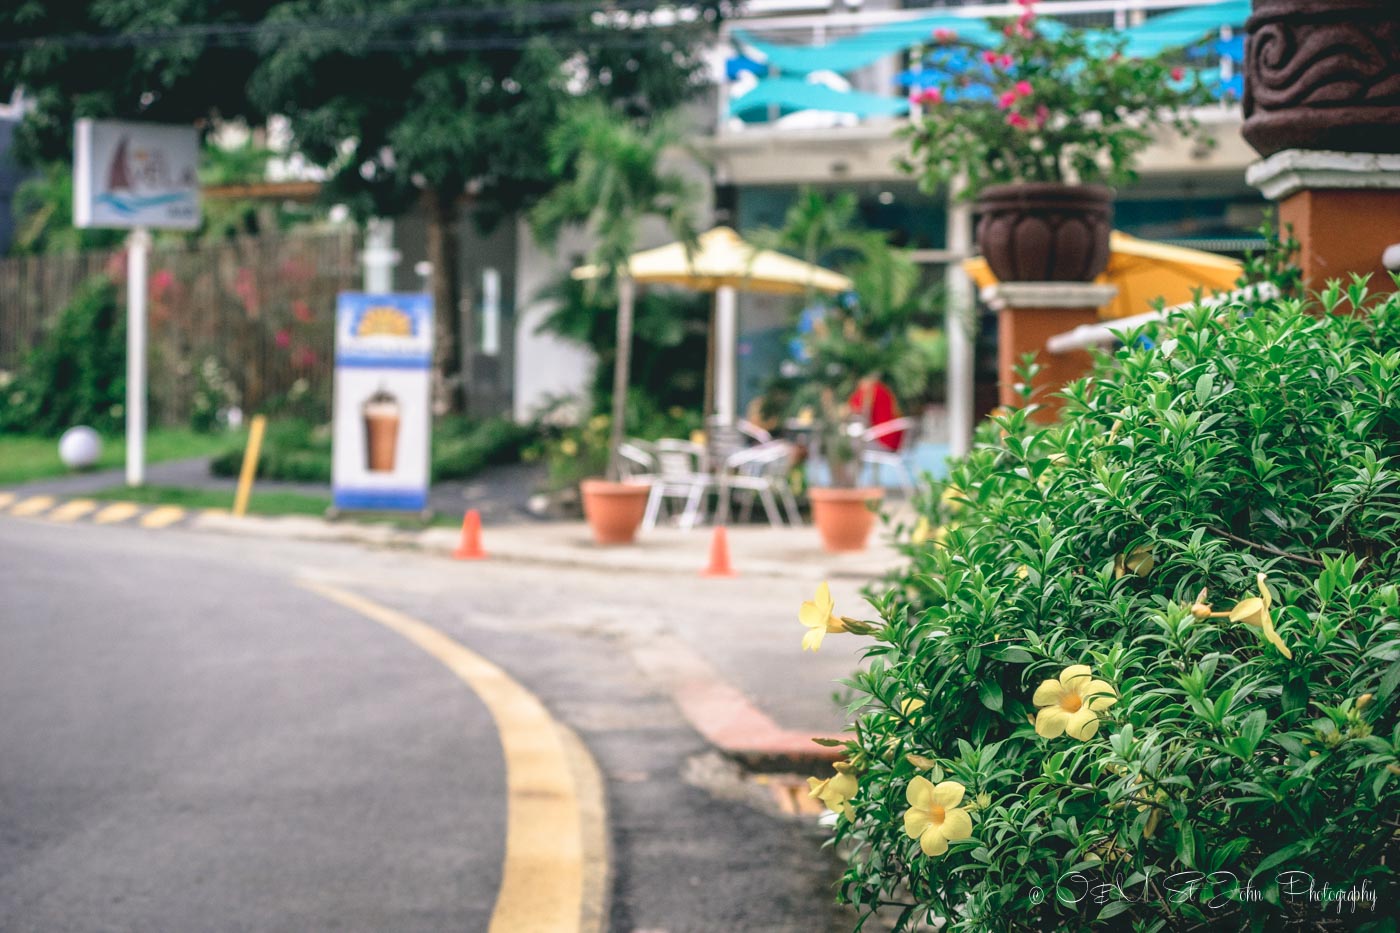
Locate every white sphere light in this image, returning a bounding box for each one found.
[58,426,103,470]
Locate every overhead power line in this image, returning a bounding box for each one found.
[0,1,726,54]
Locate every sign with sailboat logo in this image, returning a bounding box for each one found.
[73,119,200,230]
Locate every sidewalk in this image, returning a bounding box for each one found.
[195,509,904,582]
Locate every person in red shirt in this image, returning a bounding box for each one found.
[848,376,904,451]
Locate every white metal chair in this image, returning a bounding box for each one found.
[642,438,713,530]
[736,418,773,445]
[859,416,919,494]
[718,440,802,527]
[617,440,656,481]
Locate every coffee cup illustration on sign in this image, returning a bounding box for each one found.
[363,387,400,473]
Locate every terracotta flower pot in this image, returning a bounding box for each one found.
[809,486,884,552]
[975,183,1113,283]
[580,479,650,545]
[1243,0,1400,158]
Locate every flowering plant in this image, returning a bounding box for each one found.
[810,261,1400,928]
[899,1,1212,196]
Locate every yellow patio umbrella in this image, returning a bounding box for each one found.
[572,226,852,424]
[962,231,1243,320]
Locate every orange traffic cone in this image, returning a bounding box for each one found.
[453,509,488,560]
[701,525,738,577]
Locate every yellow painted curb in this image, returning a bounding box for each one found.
[140,505,187,529]
[93,502,141,525]
[48,499,99,522]
[11,495,56,517]
[0,492,15,511]
[299,581,607,933]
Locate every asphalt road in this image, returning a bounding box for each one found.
[0,517,853,932]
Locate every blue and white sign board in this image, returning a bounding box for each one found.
[73,119,200,230]
[332,293,434,512]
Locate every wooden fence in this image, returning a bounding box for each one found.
[0,228,360,426]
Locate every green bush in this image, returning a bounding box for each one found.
[824,280,1400,930]
[209,415,534,484]
[0,276,127,435]
[432,417,535,481]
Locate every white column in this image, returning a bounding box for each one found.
[945,190,975,458]
[361,217,399,293]
[714,284,738,426]
[125,227,150,487]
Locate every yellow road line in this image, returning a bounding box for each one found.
[299,580,606,933]
[140,505,187,529]
[0,492,15,511]
[48,499,98,522]
[10,495,56,517]
[93,502,141,525]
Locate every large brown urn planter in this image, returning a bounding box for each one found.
[1243,0,1400,157]
[580,479,650,545]
[809,486,884,553]
[976,183,1113,283]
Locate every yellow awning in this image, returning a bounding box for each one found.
[963,231,1243,320]
[571,225,852,296]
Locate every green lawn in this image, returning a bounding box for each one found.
[0,428,242,486]
[88,484,331,517]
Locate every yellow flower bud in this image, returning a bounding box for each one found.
[1358,693,1374,710]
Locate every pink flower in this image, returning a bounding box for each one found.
[275,328,292,349]
[1015,80,1033,97]
[1035,103,1050,127]
[1017,0,1036,6]
[1003,24,1015,37]
[1170,66,1185,82]
[919,87,943,105]
[1006,112,1030,129]
[982,50,1000,66]
[1000,53,1015,69]
[998,91,1019,109]
[933,27,957,43]
[151,269,175,296]
[292,347,318,370]
[292,299,314,323]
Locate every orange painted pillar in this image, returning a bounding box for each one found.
[990,283,1119,421]
[1247,151,1400,293]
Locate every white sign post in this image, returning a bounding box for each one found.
[74,119,200,487]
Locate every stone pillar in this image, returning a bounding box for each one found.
[1247,152,1400,291]
[990,283,1118,420]
[1242,0,1400,289]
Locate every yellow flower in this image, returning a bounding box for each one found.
[560,437,579,456]
[587,414,609,431]
[940,484,966,514]
[903,777,973,857]
[1228,573,1293,659]
[1033,664,1118,741]
[1114,545,1155,579]
[900,697,926,717]
[1189,587,1213,618]
[911,516,931,545]
[808,768,858,820]
[799,582,847,651]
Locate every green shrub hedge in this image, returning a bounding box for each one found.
[209,416,535,484]
[824,280,1400,930]
[0,276,126,435]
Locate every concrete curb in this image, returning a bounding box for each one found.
[629,634,849,772]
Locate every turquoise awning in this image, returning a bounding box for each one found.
[733,14,1000,76]
[729,78,911,121]
[733,0,1250,77]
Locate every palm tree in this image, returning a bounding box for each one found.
[531,101,698,480]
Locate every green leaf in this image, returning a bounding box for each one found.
[978,679,1004,712]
